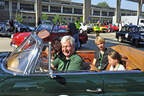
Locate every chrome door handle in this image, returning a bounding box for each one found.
[86,88,103,93]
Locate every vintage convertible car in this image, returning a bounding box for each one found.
[0,33,144,96]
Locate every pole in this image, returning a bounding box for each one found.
[35,0,42,27]
[83,0,91,24]
[115,0,121,25]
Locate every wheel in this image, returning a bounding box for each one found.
[134,40,139,48]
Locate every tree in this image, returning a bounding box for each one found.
[53,14,61,25]
[97,1,110,8]
[75,17,83,22]
[41,14,49,21]
[15,13,23,23]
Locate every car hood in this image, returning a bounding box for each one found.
[13,32,32,37]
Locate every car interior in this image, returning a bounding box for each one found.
[37,45,143,73]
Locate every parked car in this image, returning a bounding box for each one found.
[14,21,35,33]
[93,24,108,33]
[103,24,119,32]
[41,20,53,24]
[116,25,144,47]
[11,24,88,48]
[79,23,93,33]
[0,33,144,96]
[0,22,11,37]
[0,21,35,37]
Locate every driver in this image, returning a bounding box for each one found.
[52,36,83,72]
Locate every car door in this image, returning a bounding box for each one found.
[0,71,104,96]
[29,72,104,96]
[127,27,138,42]
[102,71,144,96]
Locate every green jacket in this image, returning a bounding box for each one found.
[75,22,81,29]
[53,53,83,72]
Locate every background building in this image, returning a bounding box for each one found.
[0,0,143,26]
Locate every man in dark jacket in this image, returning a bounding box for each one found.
[67,23,80,50]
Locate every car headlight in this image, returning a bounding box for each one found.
[140,36,144,39]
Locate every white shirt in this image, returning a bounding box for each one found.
[109,64,125,71]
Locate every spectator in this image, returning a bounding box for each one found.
[8,19,15,32]
[51,37,62,60]
[67,23,80,50]
[52,35,83,72]
[75,20,81,30]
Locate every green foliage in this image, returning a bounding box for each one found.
[97,1,110,8]
[53,14,61,25]
[80,17,83,22]
[41,14,49,21]
[75,17,83,22]
[15,13,23,23]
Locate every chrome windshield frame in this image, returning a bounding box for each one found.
[1,33,43,75]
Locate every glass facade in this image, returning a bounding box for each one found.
[74,8,82,14]
[93,10,100,16]
[20,4,34,11]
[0,1,5,9]
[42,6,48,12]
[109,12,114,16]
[63,7,72,14]
[50,6,61,13]
[102,11,107,16]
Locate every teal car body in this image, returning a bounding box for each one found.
[0,33,144,96]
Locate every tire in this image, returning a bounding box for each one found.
[134,40,139,48]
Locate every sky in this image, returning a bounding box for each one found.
[72,0,144,11]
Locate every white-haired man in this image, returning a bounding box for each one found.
[52,35,83,72]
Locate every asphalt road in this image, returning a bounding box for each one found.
[0,32,144,52]
[80,32,144,51]
[0,37,13,52]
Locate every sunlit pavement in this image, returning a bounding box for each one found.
[0,37,14,52]
[79,32,144,51]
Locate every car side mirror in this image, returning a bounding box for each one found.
[37,30,50,39]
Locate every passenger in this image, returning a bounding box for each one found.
[52,35,83,72]
[107,51,125,71]
[92,36,114,71]
[51,37,63,61]
[40,37,62,62]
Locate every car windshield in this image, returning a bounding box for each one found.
[121,26,138,32]
[139,26,144,32]
[6,34,39,73]
[36,24,67,33]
